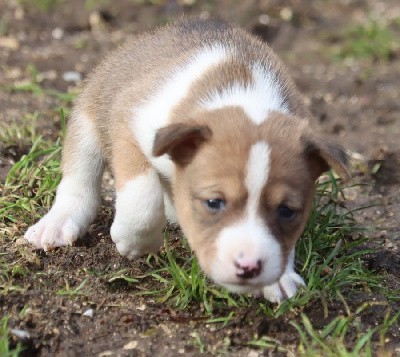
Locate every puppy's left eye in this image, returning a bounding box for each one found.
[203,199,225,213]
[277,205,296,220]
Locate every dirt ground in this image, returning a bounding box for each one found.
[0,0,399,356]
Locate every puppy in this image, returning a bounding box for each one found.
[25,18,348,303]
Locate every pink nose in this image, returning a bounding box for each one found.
[235,257,262,279]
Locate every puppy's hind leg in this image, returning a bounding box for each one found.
[110,129,166,260]
[25,111,105,251]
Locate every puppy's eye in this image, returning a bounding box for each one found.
[203,199,225,213]
[277,205,296,220]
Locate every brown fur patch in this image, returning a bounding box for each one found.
[111,121,151,191]
[172,110,347,274]
[153,123,212,167]
[60,17,348,286]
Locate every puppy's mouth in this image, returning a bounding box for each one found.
[217,279,267,294]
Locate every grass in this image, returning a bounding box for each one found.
[0,136,62,224]
[1,97,399,354]
[0,316,23,357]
[0,108,66,225]
[1,134,399,355]
[135,172,390,317]
[3,64,43,96]
[142,237,247,313]
[292,307,400,356]
[2,134,399,353]
[1,64,78,109]
[17,0,60,12]
[0,112,43,155]
[0,253,29,295]
[335,18,398,61]
[56,278,88,296]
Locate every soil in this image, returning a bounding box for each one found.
[0,0,399,356]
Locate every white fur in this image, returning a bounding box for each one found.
[211,142,283,291]
[24,113,103,251]
[110,170,166,259]
[201,63,288,124]
[132,44,229,179]
[245,141,271,214]
[263,249,305,303]
[164,193,178,224]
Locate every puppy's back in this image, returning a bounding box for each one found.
[80,20,300,113]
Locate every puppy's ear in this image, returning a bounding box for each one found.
[302,133,349,182]
[153,123,212,166]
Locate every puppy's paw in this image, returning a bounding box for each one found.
[25,215,81,251]
[114,240,162,260]
[111,222,163,260]
[262,272,305,303]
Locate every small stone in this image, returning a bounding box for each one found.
[89,11,107,32]
[6,67,22,79]
[83,308,94,318]
[52,27,64,40]
[0,37,19,49]
[14,7,24,20]
[280,7,293,21]
[386,241,394,249]
[342,186,360,201]
[136,304,146,311]
[89,11,101,27]
[98,351,113,357]
[123,340,138,350]
[37,70,57,81]
[180,0,196,5]
[258,14,270,25]
[63,71,82,82]
[14,238,28,246]
[11,329,30,339]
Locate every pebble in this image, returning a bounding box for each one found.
[37,70,57,81]
[0,37,19,49]
[280,7,293,21]
[136,304,146,311]
[52,27,64,40]
[6,67,22,79]
[180,0,196,5]
[123,340,138,350]
[258,14,270,25]
[11,328,30,339]
[83,308,94,318]
[63,71,82,82]
[386,241,394,249]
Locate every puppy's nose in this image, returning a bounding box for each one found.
[235,257,262,279]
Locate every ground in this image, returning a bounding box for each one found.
[0,0,399,356]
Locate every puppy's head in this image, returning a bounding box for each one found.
[153,108,348,293]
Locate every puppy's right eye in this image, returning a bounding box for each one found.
[277,204,296,220]
[203,199,225,213]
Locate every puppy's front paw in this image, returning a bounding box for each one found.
[25,215,81,251]
[110,222,163,260]
[114,238,163,260]
[263,272,305,303]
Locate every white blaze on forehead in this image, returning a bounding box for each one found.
[245,141,271,214]
[201,63,289,124]
[211,141,282,290]
[132,44,229,179]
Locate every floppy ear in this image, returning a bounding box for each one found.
[153,123,212,166]
[303,134,349,182]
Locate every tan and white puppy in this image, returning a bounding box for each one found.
[25,18,348,303]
